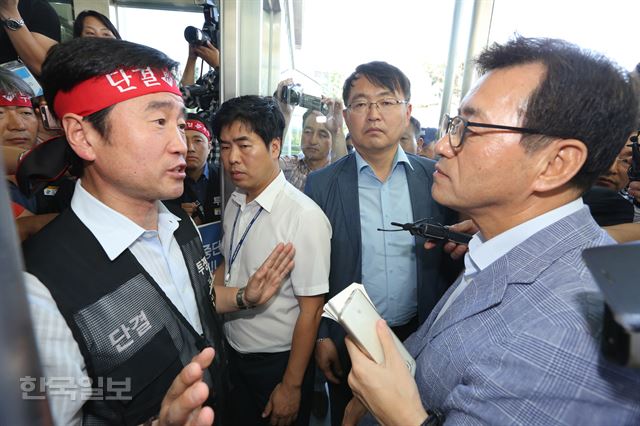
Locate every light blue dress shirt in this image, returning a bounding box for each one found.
[356,148,417,326]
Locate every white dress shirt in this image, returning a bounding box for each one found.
[25,180,204,425]
[435,199,585,323]
[223,171,331,353]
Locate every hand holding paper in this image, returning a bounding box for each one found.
[322,283,415,375]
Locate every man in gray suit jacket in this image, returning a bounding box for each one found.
[345,37,640,425]
[305,61,460,425]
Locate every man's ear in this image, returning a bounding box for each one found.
[62,113,98,161]
[532,138,587,193]
[270,137,282,159]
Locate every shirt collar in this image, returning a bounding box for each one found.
[71,179,181,260]
[464,198,585,277]
[188,163,209,183]
[354,146,414,173]
[229,170,286,214]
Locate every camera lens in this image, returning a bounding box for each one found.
[184,26,210,45]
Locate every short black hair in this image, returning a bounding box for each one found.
[0,68,34,98]
[73,10,122,40]
[342,61,411,104]
[211,95,284,155]
[409,116,421,139]
[40,37,178,138]
[476,36,638,191]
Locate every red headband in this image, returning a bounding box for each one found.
[185,119,211,141]
[53,67,181,118]
[0,92,32,108]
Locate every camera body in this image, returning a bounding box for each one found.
[279,84,329,115]
[184,0,219,47]
[181,69,219,119]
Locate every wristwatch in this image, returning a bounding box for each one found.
[2,17,25,31]
[235,286,251,310]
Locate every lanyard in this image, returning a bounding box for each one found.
[226,205,263,284]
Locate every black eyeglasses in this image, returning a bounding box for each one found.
[439,114,543,149]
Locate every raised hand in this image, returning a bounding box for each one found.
[243,242,295,306]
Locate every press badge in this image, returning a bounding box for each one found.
[43,186,59,196]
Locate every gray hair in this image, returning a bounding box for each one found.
[0,68,35,97]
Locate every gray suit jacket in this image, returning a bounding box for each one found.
[406,207,640,425]
[305,153,460,367]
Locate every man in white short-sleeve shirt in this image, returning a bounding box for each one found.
[212,95,331,426]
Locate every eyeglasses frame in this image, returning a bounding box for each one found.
[440,114,544,149]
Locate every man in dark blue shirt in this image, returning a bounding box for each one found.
[170,113,221,224]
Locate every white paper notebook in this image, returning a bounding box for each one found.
[323,283,416,375]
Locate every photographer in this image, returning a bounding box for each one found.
[0,0,60,76]
[276,78,347,191]
[181,40,219,86]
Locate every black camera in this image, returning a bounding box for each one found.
[181,69,219,119]
[279,84,329,115]
[184,0,219,47]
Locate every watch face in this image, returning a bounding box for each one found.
[5,18,24,30]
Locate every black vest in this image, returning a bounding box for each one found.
[23,206,228,425]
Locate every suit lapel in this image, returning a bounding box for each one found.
[424,207,606,342]
[406,156,431,222]
[338,155,362,262]
[427,257,509,341]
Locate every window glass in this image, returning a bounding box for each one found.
[281,0,463,154]
[490,0,639,69]
[47,0,74,41]
[116,7,206,78]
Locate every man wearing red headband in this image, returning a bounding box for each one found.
[1,67,68,239]
[0,69,37,151]
[168,113,221,225]
[22,37,295,426]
